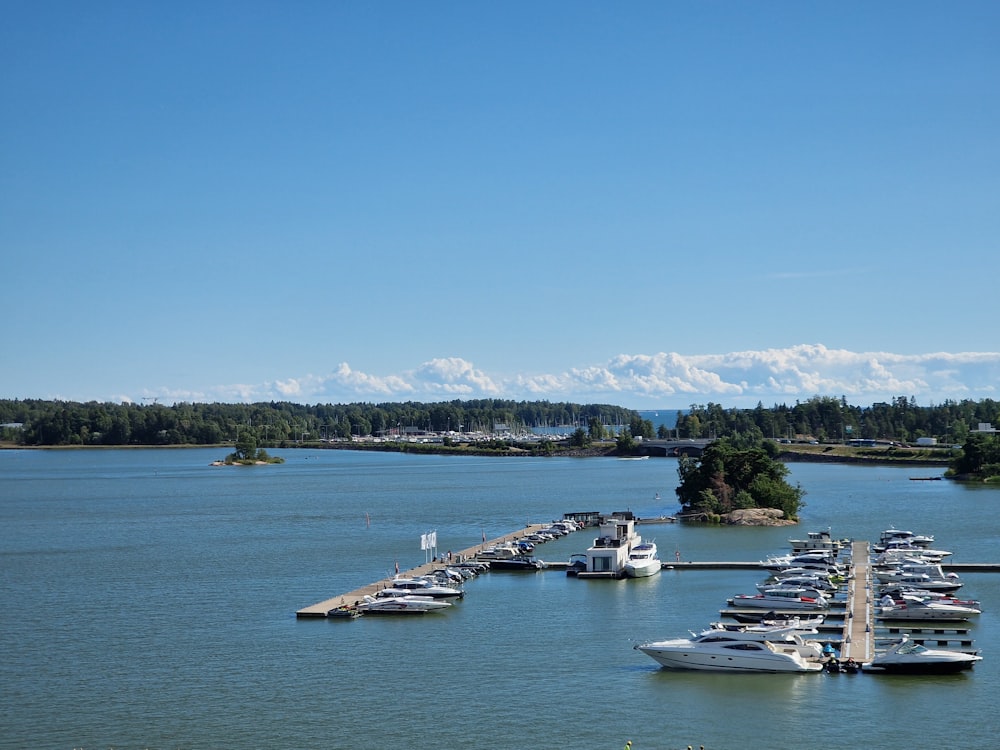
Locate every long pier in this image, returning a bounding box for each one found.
[840,541,873,662]
[295,524,553,617]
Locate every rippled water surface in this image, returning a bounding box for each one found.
[2,448,997,749]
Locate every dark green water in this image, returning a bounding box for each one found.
[2,448,997,749]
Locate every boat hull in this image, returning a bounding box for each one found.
[486,558,544,571]
[866,659,979,674]
[637,645,822,673]
[357,595,452,614]
[623,561,661,578]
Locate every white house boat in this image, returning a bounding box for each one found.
[577,514,645,579]
[787,530,844,554]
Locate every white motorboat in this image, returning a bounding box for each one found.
[756,584,832,601]
[877,528,935,549]
[878,573,963,594]
[770,566,844,582]
[866,636,982,674]
[623,542,662,578]
[876,594,981,621]
[758,614,826,629]
[377,577,464,599]
[879,587,981,609]
[758,576,838,593]
[873,544,952,562]
[762,553,843,574]
[635,636,824,673]
[874,560,949,583]
[730,590,830,610]
[357,594,453,614]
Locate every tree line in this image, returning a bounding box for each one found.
[675,396,1000,445]
[0,398,636,447]
[2,395,998,453]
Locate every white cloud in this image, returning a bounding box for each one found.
[153,346,1000,407]
[412,358,502,395]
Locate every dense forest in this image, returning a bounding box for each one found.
[1,395,998,448]
[0,398,635,447]
[675,396,1000,446]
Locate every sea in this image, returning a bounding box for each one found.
[2,447,998,750]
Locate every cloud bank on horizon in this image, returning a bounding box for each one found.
[133,344,999,409]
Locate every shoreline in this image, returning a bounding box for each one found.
[1,439,952,465]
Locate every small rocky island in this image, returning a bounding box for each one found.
[212,436,284,466]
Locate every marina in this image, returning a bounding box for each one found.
[7,448,1000,750]
[298,521,990,674]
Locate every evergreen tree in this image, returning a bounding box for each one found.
[676,437,804,519]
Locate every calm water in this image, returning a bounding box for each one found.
[2,448,998,750]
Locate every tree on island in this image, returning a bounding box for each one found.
[226,432,283,465]
[675,437,804,522]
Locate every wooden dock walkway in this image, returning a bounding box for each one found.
[840,540,874,663]
[295,523,553,617]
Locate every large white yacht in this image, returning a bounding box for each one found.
[635,635,824,673]
[623,541,662,578]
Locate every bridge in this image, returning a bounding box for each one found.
[639,438,713,457]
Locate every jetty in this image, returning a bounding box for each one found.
[296,523,554,617]
[839,541,874,663]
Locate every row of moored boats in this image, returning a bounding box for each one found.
[328,520,582,617]
[634,528,984,674]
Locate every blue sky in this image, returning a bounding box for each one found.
[3,2,998,409]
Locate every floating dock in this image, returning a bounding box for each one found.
[296,524,554,617]
[840,541,874,662]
